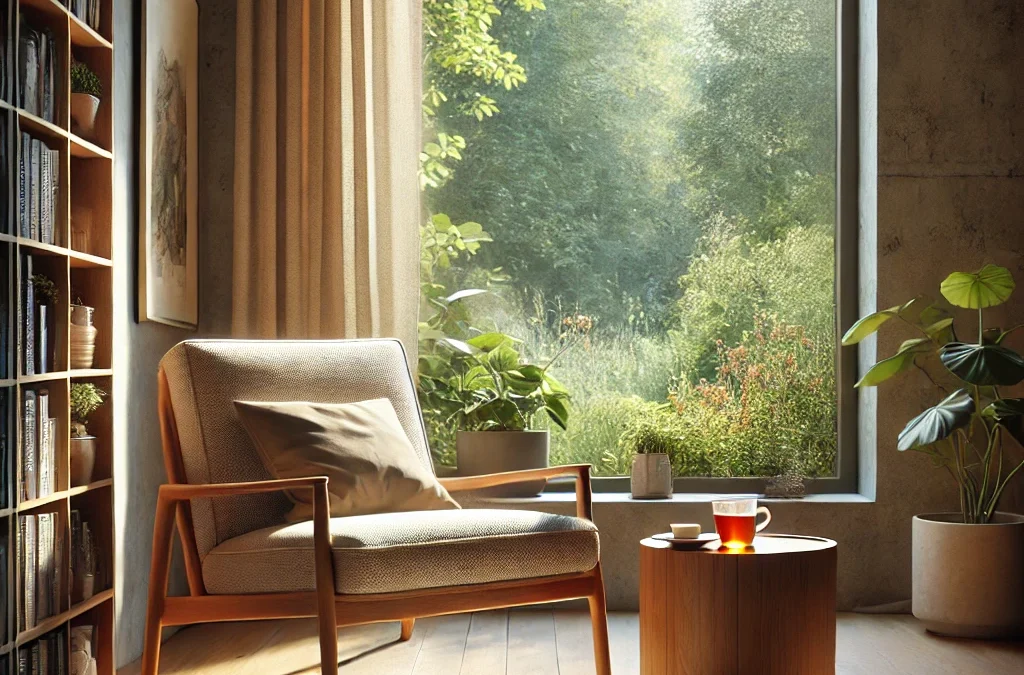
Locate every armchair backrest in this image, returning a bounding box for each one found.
[158,339,432,562]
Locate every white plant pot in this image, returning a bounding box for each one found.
[70,93,101,136]
[912,512,1024,638]
[456,430,549,497]
[631,453,672,499]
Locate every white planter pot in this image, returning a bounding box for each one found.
[630,453,672,499]
[71,93,101,136]
[456,430,549,497]
[912,512,1024,638]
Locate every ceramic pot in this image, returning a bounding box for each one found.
[70,305,97,369]
[912,512,1024,638]
[70,436,97,487]
[456,430,549,497]
[70,93,100,136]
[630,453,672,498]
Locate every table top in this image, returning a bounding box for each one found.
[641,533,836,555]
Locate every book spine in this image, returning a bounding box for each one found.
[36,390,48,497]
[23,255,34,375]
[50,149,60,245]
[22,390,36,502]
[37,304,47,374]
[39,150,50,245]
[30,139,40,241]
[35,513,48,620]
[19,133,29,237]
[47,418,56,499]
[21,514,36,628]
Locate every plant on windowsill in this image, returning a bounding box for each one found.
[843,263,1024,639]
[70,60,102,137]
[623,417,675,499]
[425,324,582,497]
[70,382,106,487]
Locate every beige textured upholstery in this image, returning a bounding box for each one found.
[202,509,599,595]
[160,340,432,559]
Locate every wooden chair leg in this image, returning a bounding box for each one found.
[141,495,177,675]
[588,564,612,675]
[400,619,415,641]
[313,483,340,675]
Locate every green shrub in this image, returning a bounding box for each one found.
[71,61,102,97]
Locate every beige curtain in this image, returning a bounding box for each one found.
[232,0,420,352]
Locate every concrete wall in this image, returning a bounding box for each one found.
[112,0,1024,665]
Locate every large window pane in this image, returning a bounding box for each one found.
[420,0,838,479]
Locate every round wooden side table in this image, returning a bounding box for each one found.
[640,534,837,675]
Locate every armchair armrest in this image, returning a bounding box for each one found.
[158,476,329,502]
[439,464,594,521]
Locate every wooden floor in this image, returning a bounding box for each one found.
[119,611,1024,675]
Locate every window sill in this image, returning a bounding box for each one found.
[467,491,873,505]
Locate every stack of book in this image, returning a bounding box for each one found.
[18,512,64,629]
[17,19,58,123]
[64,0,102,32]
[19,134,61,245]
[17,627,67,675]
[21,389,58,502]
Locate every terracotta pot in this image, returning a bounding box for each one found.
[912,512,1024,638]
[630,453,673,499]
[70,436,97,487]
[70,93,100,136]
[456,430,549,497]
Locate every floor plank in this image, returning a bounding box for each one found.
[409,614,471,675]
[119,611,1024,675]
[460,610,509,674]
[506,610,559,675]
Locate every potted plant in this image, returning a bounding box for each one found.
[70,60,102,137]
[427,330,576,497]
[843,264,1024,638]
[70,295,98,369]
[31,274,58,373]
[70,383,106,487]
[625,419,674,499]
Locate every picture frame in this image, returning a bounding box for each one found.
[138,0,199,329]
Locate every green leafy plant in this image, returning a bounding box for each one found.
[70,383,106,437]
[424,331,575,432]
[843,264,1024,523]
[31,274,59,306]
[71,60,102,97]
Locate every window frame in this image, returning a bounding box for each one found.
[546,0,861,496]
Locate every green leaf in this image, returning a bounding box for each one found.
[855,338,932,387]
[940,264,1015,309]
[544,396,570,430]
[445,288,487,304]
[983,398,1024,445]
[516,365,547,382]
[841,306,900,346]
[466,332,516,352]
[487,344,520,371]
[439,337,474,355]
[939,342,1024,386]
[897,389,975,451]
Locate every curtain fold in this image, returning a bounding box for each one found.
[233,0,420,354]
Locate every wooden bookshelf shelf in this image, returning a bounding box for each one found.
[16,589,112,648]
[70,133,111,159]
[4,2,116,672]
[69,250,112,268]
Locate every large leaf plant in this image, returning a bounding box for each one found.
[843,264,1024,523]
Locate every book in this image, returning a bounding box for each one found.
[50,149,60,244]
[36,512,52,620]
[37,389,48,497]
[18,21,38,114]
[40,149,51,245]
[0,539,7,639]
[0,389,9,509]
[30,138,41,241]
[37,303,48,374]
[19,133,30,237]
[22,253,34,375]
[22,389,36,502]
[20,514,37,629]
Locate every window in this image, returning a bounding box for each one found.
[419,0,857,492]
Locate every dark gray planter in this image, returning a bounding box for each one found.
[456,430,550,497]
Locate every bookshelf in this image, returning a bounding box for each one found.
[1,1,115,674]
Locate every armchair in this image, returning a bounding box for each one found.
[141,339,610,675]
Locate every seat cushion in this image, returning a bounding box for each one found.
[234,398,460,521]
[202,509,599,595]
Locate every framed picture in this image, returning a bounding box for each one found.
[139,0,199,328]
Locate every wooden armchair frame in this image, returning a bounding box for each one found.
[141,369,611,675]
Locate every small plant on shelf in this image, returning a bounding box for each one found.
[31,274,59,306]
[70,60,102,137]
[70,382,106,438]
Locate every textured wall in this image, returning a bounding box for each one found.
[113,0,1024,665]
